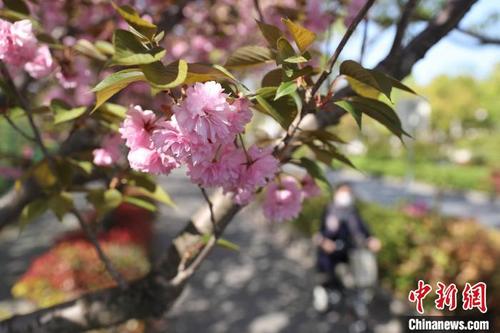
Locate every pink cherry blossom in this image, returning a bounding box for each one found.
[228,98,253,135]
[263,177,303,222]
[151,117,191,163]
[127,147,178,174]
[0,19,37,66]
[119,105,161,150]
[174,81,233,144]
[232,187,255,205]
[240,145,279,189]
[301,174,322,198]
[24,45,54,78]
[187,145,245,188]
[92,135,122,166]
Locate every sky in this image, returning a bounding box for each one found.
[337,0,500,85]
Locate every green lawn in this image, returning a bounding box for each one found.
[350,156,491,192]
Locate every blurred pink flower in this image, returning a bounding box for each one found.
[304,0,332,33]
[92,135,122,166]
[263,177,303,222]
[301,174,322,198]
[0,166,22,179]
[345,0,366,27]
[25,45,54,78]
[0,19,37,66]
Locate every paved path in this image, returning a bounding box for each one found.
[331,170,500,228]
[156,170,401,333]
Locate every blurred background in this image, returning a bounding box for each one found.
[0,0,499,332]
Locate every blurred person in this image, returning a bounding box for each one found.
[312,183,381,314]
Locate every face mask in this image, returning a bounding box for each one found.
[334,191,353,207]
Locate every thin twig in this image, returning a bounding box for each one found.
[253,0,265,23]
[71,208,128,289]
[455,26,500,45]
[311,0,376,97]
[171,235,217,286]
[359,18,369,64]
[0,61,57,172]
[199,187,218,236]
[2,114,36,142]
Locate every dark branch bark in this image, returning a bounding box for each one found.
[387,0,419,60]
[377,0,478,79]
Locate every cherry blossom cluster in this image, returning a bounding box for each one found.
[113,81,321,220]
[0,19,53,78]
[118,81,278,205]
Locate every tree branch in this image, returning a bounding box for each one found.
[71,208,128,290]
[387,0,419,59]
[455,26,500,45]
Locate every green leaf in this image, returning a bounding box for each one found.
[135,183,175,207]
[112,29,165,66]
[95,41,115,55]
[340,60,417,99]
[308,144,356,169]
[48,192,74,221]
[92,69,145,111]
[67,158,94,175]
[284,55,309,64]
[87,188,123,216]
[257,20,283,49]
[341,97,409,138]
[299,157,331,190]
[370,71,417,95]
[255,91,299,130]
[74,39,107,61]
[3,0,30,15]
[302,129,346,144]
[225,46,274,69]
[276,38,296,64]
[340,60,386,99]
[140,60,187,89]
[185,63,237,84]
[261,69,283,87]
[53,106,87,124]
[274,81,297,100]
[112,3,157,40]
[216,238,240,251]
[123,196,156,212]
[335,100,362,128]
[282,18,316,53]
[20,199,48,229]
